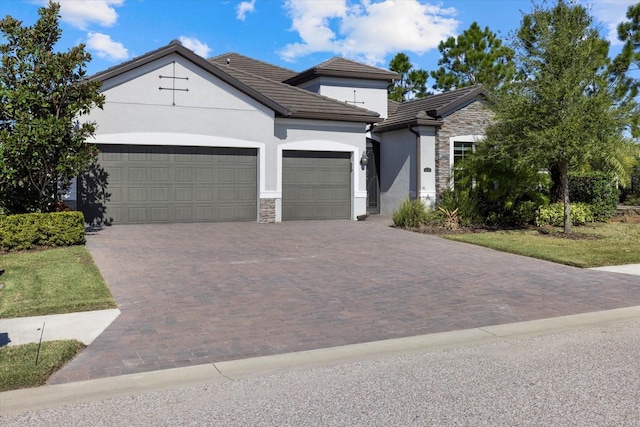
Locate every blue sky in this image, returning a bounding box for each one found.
[1,0,638,83]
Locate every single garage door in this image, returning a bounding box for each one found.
[282,150,351,220]
[80,145,257,224]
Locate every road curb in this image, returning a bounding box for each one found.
[2,305,639,415]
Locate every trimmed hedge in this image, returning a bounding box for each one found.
[0,212,85,251]
[569,172,619,221]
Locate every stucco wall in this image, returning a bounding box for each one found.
[89,53,275,140]
[435,100,493,197]
[379,129,415,215]
[297,77,389,119]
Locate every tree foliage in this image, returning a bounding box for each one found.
[0,1,104,214]
[613,2,640,112]
[388,53,429,102]
[431,22,515,92]
[480,0,631,233]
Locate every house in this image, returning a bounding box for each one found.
[75,40,492,225]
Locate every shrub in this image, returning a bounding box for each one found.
[392,198,428,228]
[0,212,85,251]
[621,165,640,205]
[535,203,594,227]
[569,172,619,221]
[512,200,540,225]
[438,189,481,226]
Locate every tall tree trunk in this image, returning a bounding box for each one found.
[549,163,563,203]
[561,163,571,234]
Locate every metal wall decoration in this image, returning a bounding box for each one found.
[345,89,365,106]
[159,61,189,105]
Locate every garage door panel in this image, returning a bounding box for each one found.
[128,151,148,162]
[176,168,193,182]
[150,187,169,201]
[128,207,147,223]
[151,168,169,181]
[129,168,148,182]
[196,188,214,201]
[81,144,257,224]
[282,150,351,220]
[150,152,169,161]
[150,207,169,222]
[195,168,213,181]
[128,187,148,202]
[175,206,193,221]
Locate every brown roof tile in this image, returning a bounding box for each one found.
[209,53,297,82]
[285,57,400,86]
[214,63,382,123]
[374,85,489,132]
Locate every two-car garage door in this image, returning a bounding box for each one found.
[79,145,352,224]
[80,145,257,224]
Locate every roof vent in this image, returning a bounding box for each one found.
[170,39,182,46]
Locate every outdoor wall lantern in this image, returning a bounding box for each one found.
[360,151,369,167]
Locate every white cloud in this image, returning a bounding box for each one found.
[179,36,212,58]
[86,32,128,61]
[279,0,459,65]
[588,0,637,45]
[54,0,125,30]
[237,0,257,21]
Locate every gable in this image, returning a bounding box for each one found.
[88,53,276,140]
[99,53,275,116]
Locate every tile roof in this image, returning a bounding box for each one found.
[212,61,382,123]
[90,41,381,123]
[375,85,489,132]
[284,57,400,86]
[209,53,297,82]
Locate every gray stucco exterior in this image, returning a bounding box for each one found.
[77,42,493,223]
[81,47,372,223]
[376,96,493,215]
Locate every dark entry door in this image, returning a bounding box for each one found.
[366,139,380,214]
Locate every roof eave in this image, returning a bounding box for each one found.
[373,118,443,133]
[289,111,383,123]
[285,69,399,86]
[436,86,490,118]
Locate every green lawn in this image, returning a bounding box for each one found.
[0,245,116,319]
[445,222,640,268]
[0,340,84,391]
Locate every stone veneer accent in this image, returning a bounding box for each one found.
[259,198,276,223]
[435,100,494,198]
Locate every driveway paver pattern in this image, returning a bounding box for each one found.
[49,217,640,383]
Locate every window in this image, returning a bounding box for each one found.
[453,141,474,166]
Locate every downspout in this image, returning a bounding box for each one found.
[408,124,421,201]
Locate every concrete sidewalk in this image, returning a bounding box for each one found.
[0,309,120,347]
[590,263,640,276]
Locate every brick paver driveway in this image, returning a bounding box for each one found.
[50,217,640,383]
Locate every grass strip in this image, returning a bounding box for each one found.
[0,246,116,319]
[0,340,85,391]
[444,222,640,268]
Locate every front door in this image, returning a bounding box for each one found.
[366,139,380,214]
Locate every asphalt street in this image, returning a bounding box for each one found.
[3,317,640,426]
